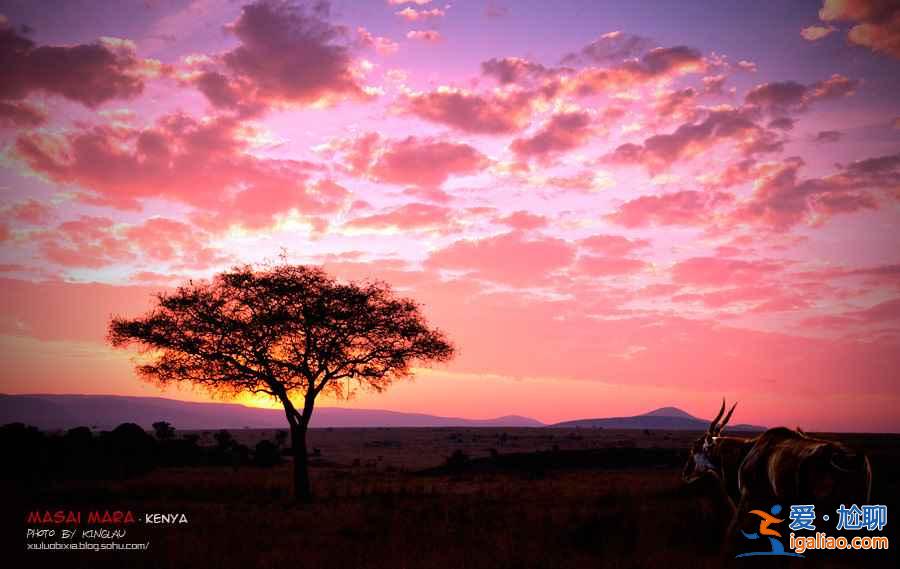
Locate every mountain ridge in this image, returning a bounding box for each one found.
[549,406,764,431]
[0,394,543,430]
[0,394,765,432]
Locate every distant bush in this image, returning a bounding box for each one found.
[253,439,282,467]
[0,422,290,483]
[214,429,235,449]
[103,422,157,477]
[152,421,175,440]
[157,435,202,467]
[444,449,470,470]
[0,423,49,481]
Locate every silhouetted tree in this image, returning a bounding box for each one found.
[213,429,235,450]
[152,421,175,440]
[102,423,156,477]
[108,264,454,501]
[0,423,47,481]
[62,426,97,478]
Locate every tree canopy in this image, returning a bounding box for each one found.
[108,263,454,499]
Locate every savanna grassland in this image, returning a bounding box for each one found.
[6,428,900,569]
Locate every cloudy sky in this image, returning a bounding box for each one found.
[1,0,899,431]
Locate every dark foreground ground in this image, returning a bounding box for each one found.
[4,428,899,569]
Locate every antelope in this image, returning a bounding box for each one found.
[683,400,872,543]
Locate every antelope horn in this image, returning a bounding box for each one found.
[709,398,726,433]
[716,402,738,434]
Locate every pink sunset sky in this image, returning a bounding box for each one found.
[1,0,899,431]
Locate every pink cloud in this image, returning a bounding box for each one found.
[482,41,707,107]
[699,158,759,190]
[14,113,346,228]
[815,129,843,143]
[403,87,537,134]
[38,216,133,269]
[495,211,548,230]
[357,27,400,55]
[129,271,184,285]
[402,186,453,203]
[0,100,47,127]
[702,74,728,95]
[634,45,707,75]
[745,81,807,112]
[731,155,898,230]
[333,133,488,187]
[606,108,781,174]
[483,3,508,18]
[481,57,553,84]
[744,74,858,115]
[671,257,784,286]
[749,293,813,313]
[406,30,442,42]
[652,87,698,121]
[768,116,796,130]
[369,136,487,187]
[799,263,900,290]
[345,203,453,232]
[852,297,900,322]
[191,0,372,114]
[395,7,445,21]
[561,31,653,65]
[31,216,229,270]
[577,234,650,256]
[510,110,593,161]
[575,255,647,276]
[5,199,53,224]
[0,17,158,110]
[426,232,575,286]
[801,297,900,329]
[673,286,778,308]
[565,45,707,98]
[817,0,900,59]
[124,217,213,263]
[801,25,836,41]
[607,191,734,227]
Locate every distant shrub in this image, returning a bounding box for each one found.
[152,421,175,440]
[253,439,282,467]
[444,449,470,470]
[102,422,157,477]
[214,429,235,449]
[0,423,48,481]
[0,421,269,483]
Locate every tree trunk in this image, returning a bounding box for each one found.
[291,423,312,502]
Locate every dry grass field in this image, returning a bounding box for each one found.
[6,428,899,569]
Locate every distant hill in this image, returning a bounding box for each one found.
[0,394,543,430]
[549,406,764,431]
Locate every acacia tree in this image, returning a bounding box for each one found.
[108,264,454,501]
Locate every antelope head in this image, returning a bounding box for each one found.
[682,398,737,483]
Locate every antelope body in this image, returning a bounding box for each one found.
[683,401,872,541]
